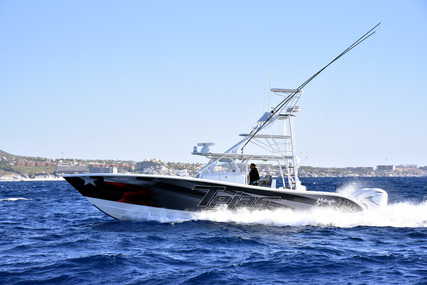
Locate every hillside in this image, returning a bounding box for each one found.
[0,149,53,179]
[0,150,17,158]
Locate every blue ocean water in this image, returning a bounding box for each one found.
[1,177,426,284]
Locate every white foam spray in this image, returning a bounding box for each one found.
[130,201,427,228]
[336,181,362,196]
[192,202,427,228]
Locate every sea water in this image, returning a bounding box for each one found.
[0,177,426,284]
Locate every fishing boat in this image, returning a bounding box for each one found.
[64,23,388,220]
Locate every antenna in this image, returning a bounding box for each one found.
[241,22,381,151]
[263,66,267,112]
[268,65,272,110]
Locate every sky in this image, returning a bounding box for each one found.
[1,0,426,167]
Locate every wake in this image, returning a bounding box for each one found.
[192,201,427,228]
[137,202,427,228]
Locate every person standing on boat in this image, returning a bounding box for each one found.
[249,163,260,185]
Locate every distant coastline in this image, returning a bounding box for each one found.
[1,149,426,181]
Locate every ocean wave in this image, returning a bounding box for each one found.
[0,197,31,202]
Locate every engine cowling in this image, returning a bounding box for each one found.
[350,188,388,209]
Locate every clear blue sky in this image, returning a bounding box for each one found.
[1,0,426,167]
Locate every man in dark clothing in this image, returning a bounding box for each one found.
[249,163,260,185]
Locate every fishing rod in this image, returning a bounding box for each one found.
[241,22,381,151]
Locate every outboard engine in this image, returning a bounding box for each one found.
[350,188,388,209]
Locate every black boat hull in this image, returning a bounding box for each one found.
[63,174,365,220]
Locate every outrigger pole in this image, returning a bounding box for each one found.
[241,22,381,151]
